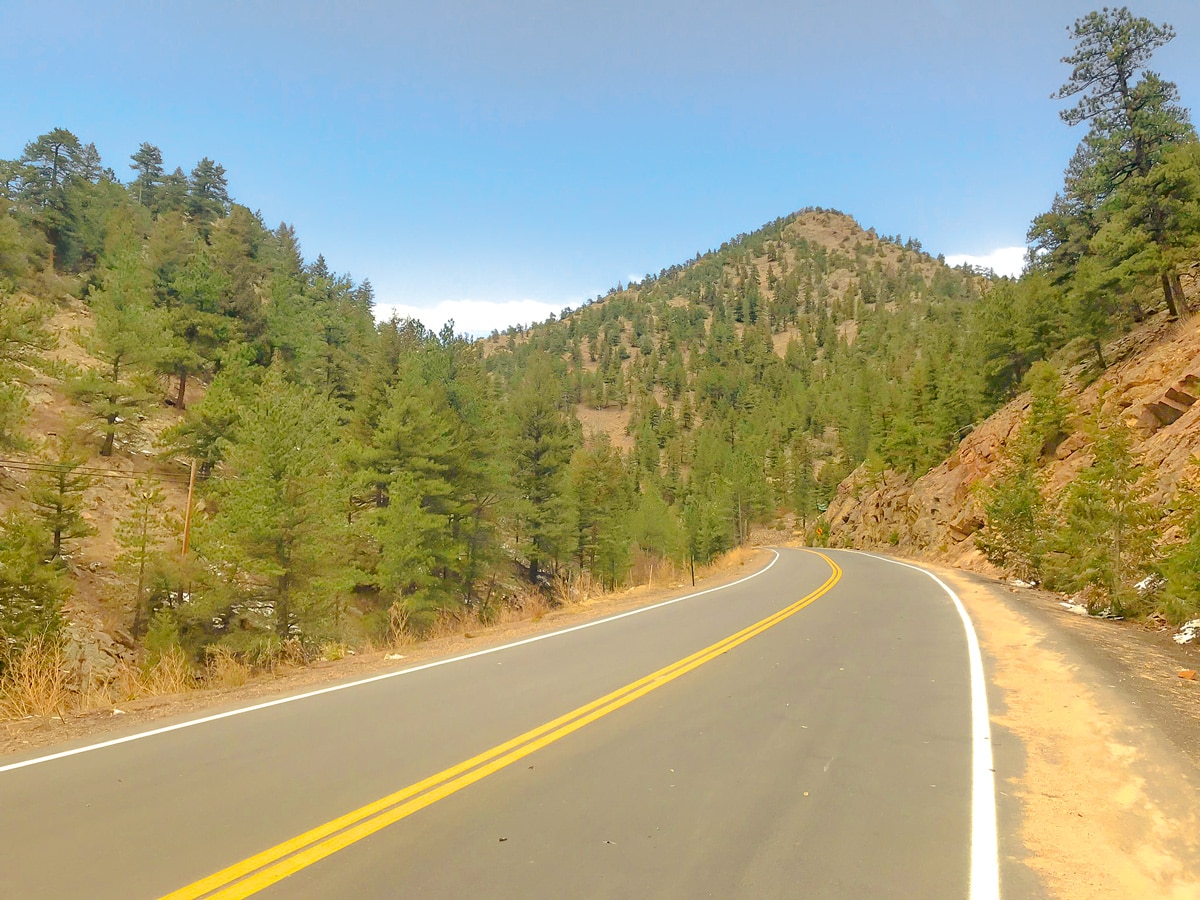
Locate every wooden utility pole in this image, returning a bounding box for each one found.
[181,459,197,557]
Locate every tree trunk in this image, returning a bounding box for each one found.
[276,574,291,639]
[1170,270,1190,316]
[102,418,116,456]
[133,516,149,637]
[175,370,188,410]
[1093,339,1107,370]
[1161,272,1180,318]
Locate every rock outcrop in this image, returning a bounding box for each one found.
[827,311,1200,569]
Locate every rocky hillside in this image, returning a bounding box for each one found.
[827,276,1200,573]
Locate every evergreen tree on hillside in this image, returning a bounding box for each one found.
[187,157,229,225]
[28,432,95,561]
[1159,468,1200,621]
[159,246,232,409]
[0,295,54,451]
[201,365,345,639]
[71,244,162,455]
[509,357,576,583]
[115,478,175,636]
[1031,6,1196,330]
[129,142,164,208]
[161,346,257,472]
[570,437,633,588]
[1051,403,1159,612]
[0,514,66,657]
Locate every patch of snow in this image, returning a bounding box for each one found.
[1136,574,1166,595]
[1060,600,1089,616]
[1175,619,1200,645]
[384,653,405,661]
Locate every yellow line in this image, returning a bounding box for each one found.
[164,551,841,900]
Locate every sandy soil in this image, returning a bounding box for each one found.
[932,562,1200,899]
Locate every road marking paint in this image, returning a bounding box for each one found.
[853,551,1001,900]
[162,553,842,899]
[0,551,782,776]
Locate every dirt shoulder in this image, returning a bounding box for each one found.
[1,550,774,760]
[922,559,1200,900]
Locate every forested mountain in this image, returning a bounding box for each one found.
[2,7,1200,702]
[832,7,1200,624]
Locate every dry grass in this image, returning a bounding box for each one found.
[141,645,197,696]
[204,646,251,689]
[0,549,766,726]
[702,546,755,575]
[318,641,349,662]
[0,636,73,720]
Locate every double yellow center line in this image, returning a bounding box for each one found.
[165,551,841,899]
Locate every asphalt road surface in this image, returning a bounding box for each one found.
[0,549,1000,899]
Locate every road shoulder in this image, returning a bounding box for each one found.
[925,561,1200,900]
[1,550,776,761]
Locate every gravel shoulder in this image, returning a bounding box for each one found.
[920,558,1200,900]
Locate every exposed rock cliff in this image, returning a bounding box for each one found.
[827,310,1200,571]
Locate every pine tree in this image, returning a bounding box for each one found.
[201,365,345,639]
[187,157,229,224]
[1159,467,1200,622]
[1032,7,1195,323]
[70,245,162,455]
[509,356,576,583]
[0,294,54,450]
[115,478,176,636]
[570,437,633,588]
[28,432,94,560]
[0,513,66,657]
[129,142,164,208]
[1052,403,1159,612]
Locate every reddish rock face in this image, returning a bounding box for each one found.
[827,312,1200,570]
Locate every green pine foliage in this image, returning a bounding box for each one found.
[1159,469,1200,622]
[28,432,95,560]
[3,19,1200,668]
[0,513,66,658]
[114,478,177,636]
[198,365,347,640]
[1049,404,1159,614]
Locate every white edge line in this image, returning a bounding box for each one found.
[0,550,782,775]
[852,551,1001,900]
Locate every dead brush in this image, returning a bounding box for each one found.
[204,646,251,689]
[0,635,74,721]
[318,641,349,662]
[386,602,414,648]
[701,546,754,577]
[486,591,552,627]
[142,645,196,696]
[109,656,148,702]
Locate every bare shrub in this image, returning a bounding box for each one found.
[142,645,196,696]
[204,646,250,689]
[0,636,73,720]
[319,641,348,662]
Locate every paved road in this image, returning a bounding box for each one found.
[0,549,997,898]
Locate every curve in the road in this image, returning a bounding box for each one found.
[164,552,844,899]
[0,550,785,777]
[853,551,999,900]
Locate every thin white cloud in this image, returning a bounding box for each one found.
[944,247,1025,279]
[374,298,563,337]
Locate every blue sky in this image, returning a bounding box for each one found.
[5,1,1199,333]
